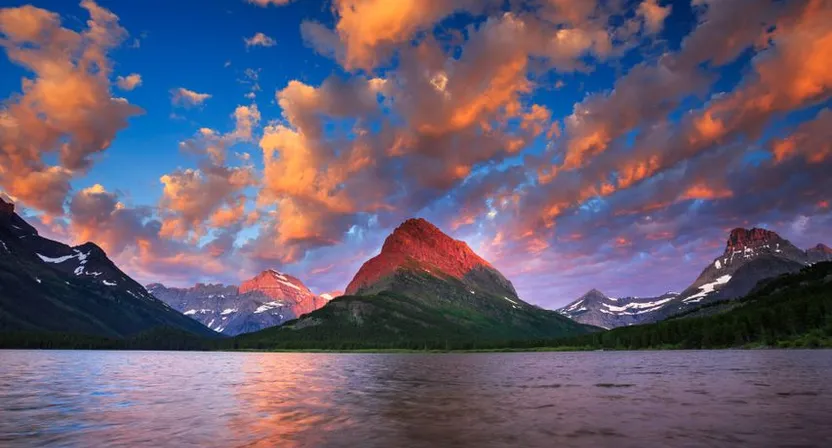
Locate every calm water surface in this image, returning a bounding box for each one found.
[0,350,830,447]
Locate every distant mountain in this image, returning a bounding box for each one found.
[807,243,832,264]
[558,289,680,329]
[238,218,594,348]
[0,198,214,338]
[150,269,326,336]
[558,227,832,328]
[557,261,832,350]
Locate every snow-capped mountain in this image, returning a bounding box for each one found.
[558,227,832,328]
[0,197,214,337]
[558,289,680,329]
[150,269,325,336]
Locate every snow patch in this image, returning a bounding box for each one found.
[601,297,674,314]
[565,299,585,312]
[184,309,197,315]
[254,301,285,314]
[503,296,518,305]
[0,239,8,252]
[320,293,334,300]
[35,277,41,284]
[221,308,237,315]
[469,290,475,294]
[37,253,76,263]
[714,259,722,270]
[277,278,301,291]
[683,275,732,303]
[103,280,116,286]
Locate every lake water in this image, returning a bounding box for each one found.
[0,350,830,447]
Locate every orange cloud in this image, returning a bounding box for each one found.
[679,183,733,201]
[244,32,276,48]
[771,108,831,164]
[116,73,142,91]
[638,0,671,34]
[329,0,487,70]
[159,166,255,239]
[171,87,211,107]
[0,1,142,215]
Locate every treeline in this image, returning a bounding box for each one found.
[547,262,832,350]
[2,262,831,351]
[0,327,223,351]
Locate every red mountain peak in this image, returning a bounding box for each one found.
[239,270,325,316]
[725,227,782,252]
[345,218,492,295]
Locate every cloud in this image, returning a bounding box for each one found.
[0,1,142,216]
[244,32,276,48]
[771,108,831,164]
[66,183,244,287]
[246,0,292,6]
[170,87,212,107]
[115,73,142,91]
[160,104,261,239]
[637,0,671,34]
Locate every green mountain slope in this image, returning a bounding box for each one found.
[235,220,596,350]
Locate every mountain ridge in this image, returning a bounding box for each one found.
[150,269,327,336]
[558,226,831,328]
[0,197,214,338]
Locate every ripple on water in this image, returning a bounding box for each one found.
[0,350,830,447]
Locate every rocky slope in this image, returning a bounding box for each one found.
[0,198,214,338]
[150,269,325,336]
[558,227,832,328]
[244,218,594,345]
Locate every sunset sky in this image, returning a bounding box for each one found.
[0,0,830,307]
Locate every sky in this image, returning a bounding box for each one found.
[0,0,830,308]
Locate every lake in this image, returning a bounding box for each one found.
[0,350,830,447]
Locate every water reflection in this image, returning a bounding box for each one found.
[0,350,830,447]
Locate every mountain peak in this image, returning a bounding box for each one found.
[239,269,324,316]
[725,227,783,253]
[811,243,832,253]
[0,197,13,215]
[346,218,495,295]
[583,288,607,299]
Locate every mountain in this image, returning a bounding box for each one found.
[558,227,832,328]
[150,269,325,336]
[236,218,595,349]
[672,228,821,307]
[807,243,832,264]
[555,261,832,350]
[558,289,680,329]
[239,270,328,316]
[0,198,214,338]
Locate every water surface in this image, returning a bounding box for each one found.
[1,350,830,447]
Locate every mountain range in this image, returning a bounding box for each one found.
[558,228,832,328]
[237,218,594,347]
[148,270,331,336]
[0,198,214,338]
[2,189,827,347]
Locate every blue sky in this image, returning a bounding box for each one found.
[1,0,830,306]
